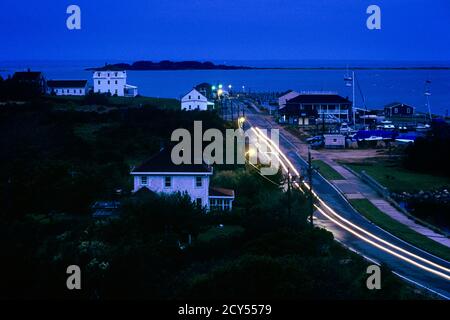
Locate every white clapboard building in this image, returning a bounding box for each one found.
[93,70,138,97]
[181,88,215,111]
[131,149,234,211]
[46,80,88,96]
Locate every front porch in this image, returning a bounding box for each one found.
[209,187,235,211]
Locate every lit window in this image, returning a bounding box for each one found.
[164,176,171,188]
[195,176,202,187]
[141,176,148,185]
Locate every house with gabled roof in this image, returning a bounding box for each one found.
[47,80,88,96]
[384,102,414,118]
[131,148,234,211]
[181,88,215,111]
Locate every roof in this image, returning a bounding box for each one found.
[277,90,296,98]
[47,80,88,88]
[13,71,42,81]
[209,187,235,198]
[182,88,207,100]
[287,94,351,104]
[132,148,213,174]
[384,102,414,109]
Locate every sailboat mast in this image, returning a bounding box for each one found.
[352,71,356,125]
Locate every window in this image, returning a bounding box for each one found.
[197,105,200,109]
[115,72,118,77]
[79,89,82,93]
[115,89,118,95]
[141,176,148,185]
[198,95,200,99]
[98,80,100,85]
[108,80,110,85]
[223,199,231,210]
[107,73,110,77]
[394,108,398,114]
[407,108,411,114]
[164,176,171,188]
[188,95,191,99]
[115,80,118,84]
[195,198,202,207]
[195,176,202,187]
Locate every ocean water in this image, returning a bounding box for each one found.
[1,60,450,115]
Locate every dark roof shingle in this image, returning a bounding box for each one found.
[132,148,212,174]
[12,71,42,81]
[287,94,351,104]
[47,80,88,88]
[209,187,234,197]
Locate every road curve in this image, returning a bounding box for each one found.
[243,109,450,299]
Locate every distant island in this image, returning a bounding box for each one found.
[87,60,254,71]
[87,60,450,71]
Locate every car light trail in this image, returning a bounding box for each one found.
[250,125,450,280]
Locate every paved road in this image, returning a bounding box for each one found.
[243,107,450,299]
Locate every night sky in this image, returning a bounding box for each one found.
[1,0,449,61]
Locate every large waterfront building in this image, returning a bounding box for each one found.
[93,70,138,97]
[279,92,352,125]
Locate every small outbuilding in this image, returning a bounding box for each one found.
[324,134,346,149]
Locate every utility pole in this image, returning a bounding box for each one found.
[287,168,292,218]
[307,147,314,226]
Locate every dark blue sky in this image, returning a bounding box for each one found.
[1,0,449,61]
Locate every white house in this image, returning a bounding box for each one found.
[46,80,88,96]
[131,149,234,211]
[181,88,215,111]
[93,70,138,97]
[278,90,300,109]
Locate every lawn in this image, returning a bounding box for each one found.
[197,225,245,243]
[312,160,345,180]
[46,95,180,110]
[350,199,450,262]
[346,160,450,193]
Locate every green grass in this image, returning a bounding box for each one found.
[197,225,245,243]
[73,123,118,142]
[346,160,450,193]
[312,160,345,180]
[46,95,180,110]
[350,199,450,261]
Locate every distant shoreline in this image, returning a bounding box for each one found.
[86,61,450,72]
